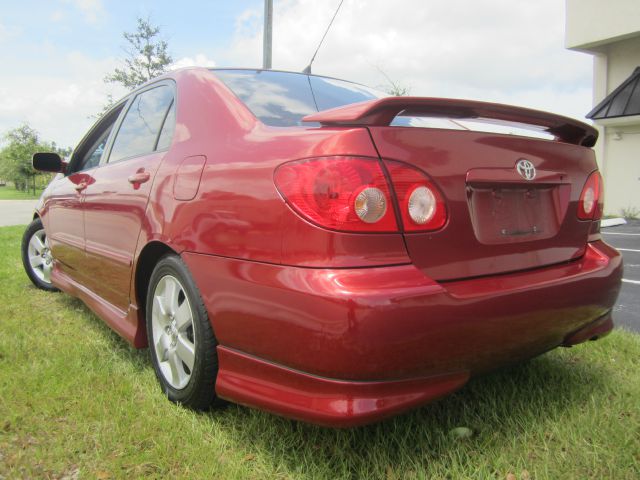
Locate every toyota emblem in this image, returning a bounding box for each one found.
[516,159,536,181]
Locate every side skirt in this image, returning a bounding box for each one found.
[51,265,146,348]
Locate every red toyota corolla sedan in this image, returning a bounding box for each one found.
[23,67,622,427]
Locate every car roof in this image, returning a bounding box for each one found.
[208,67,372,89]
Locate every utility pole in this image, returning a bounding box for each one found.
[263,0,273,69]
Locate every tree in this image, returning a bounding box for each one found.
[376,66,411,96]
[0,124,69,194]
[384,79,411,96]
[105,16,173,90]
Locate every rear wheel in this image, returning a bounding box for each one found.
[146,254,220,410]
[21,218,58,292]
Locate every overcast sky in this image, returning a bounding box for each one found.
[0,0,594,149]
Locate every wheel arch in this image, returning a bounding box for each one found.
[134,241,177,321]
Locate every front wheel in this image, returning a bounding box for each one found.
[21,218,58,292]
[146,254,221,410]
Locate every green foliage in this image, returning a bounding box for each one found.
[93,93,116,120]
[0,124,69,194]
[376,66,411,96]
[384,80,411,96]
[621,206,640,220]
[104,17,173,90]
[0,183,44,200]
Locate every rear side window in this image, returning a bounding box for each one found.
[109,85,174,163]
[214,69,385,127]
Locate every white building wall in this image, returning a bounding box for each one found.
[566,0,640,216]
[593,36,640,215]
[602,124,640,217]
[566,0,640,50]
[605,36,640,87]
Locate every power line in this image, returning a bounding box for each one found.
[303,0,345,74]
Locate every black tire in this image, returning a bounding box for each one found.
[146,254,221,410]
[21,218,59,292]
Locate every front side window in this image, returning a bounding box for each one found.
[109,85,174,163]
[70,103,124,174]
[77,127,112,171]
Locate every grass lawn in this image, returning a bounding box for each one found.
[0,184,44,200]
[0,225,638,479]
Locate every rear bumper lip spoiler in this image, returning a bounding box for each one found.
[302,97,598,147]
[562,311,614,346]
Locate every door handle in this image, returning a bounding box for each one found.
[128,171,151,185]
[74,182,87,192]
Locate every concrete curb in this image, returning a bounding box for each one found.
[601,218,628,228]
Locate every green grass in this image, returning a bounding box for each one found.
[0,225,639,479]
[0,184,43,200]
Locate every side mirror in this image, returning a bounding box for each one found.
[33,152,66,173]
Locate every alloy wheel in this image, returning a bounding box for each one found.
[151,274,196,390]
[27,229,53,285]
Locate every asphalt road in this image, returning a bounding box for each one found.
[0,200,38,227]
[602,219,640,333]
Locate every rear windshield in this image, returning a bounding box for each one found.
[213,70,555,140]
[213,69,386,127]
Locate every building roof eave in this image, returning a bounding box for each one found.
[587,67,640,120]
[593,114,640,127]
[567,31,640,53]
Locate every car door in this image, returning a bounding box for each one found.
[82,81,176,312]
[47,105,124,282]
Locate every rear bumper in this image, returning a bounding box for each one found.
[183,240,622,426]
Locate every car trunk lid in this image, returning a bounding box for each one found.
[304,98,599,281]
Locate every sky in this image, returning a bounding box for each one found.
[0,0,595,149]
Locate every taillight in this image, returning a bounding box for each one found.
[274,156,398,232]
[577,171,604,220]
[385,161,447,231]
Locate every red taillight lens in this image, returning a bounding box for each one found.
[577,171,604,220]
[385,160,447,231]
[274,156,398,232]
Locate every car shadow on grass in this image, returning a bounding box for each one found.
[58,292,613,477]
[204,353,610,476]
[57,294,150,373]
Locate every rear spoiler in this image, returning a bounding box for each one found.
[302,97,598,147]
